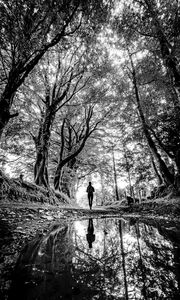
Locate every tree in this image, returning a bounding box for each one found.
[107,0,180,194]
[0,0,112,139]
[128,52,174,186]
[142,0,180,100]
[53,105,103,196]
[28,42,88,187]
[119,0,180,100]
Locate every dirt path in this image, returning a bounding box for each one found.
[1,198,180,239]
[1,199,180,258]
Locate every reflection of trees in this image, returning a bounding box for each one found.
[8,217,180,299]
[135,223,147,299]
[119,220,128,300]
[141,224,178,298]
[157,221,180,294]
[9,223,75,300]
[73,218,125,299]
[141,220,180,299]
[125,220,179,299]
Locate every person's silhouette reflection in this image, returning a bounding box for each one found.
[86,218,95,249]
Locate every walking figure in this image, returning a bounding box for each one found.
[86,218,95,248]
[86,182,95,210]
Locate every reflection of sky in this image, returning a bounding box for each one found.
[9,217,180,300]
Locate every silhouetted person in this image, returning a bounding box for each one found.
[86,218,95,249]
[126,195,133,206]
[19,174,23,182]
[86,182,95,210]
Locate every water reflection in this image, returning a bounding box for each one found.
[8,218,180,299]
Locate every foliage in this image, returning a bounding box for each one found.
[2,0,180,201]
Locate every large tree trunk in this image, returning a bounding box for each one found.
[54,163,63,191]
[0,101,11,139]
[0,52,48,139]
[0,78,18,138]
[150,153,163,185]
[131,61,174,185]
[34,110,55,188]
[34,149,49,187]
[54,166,73,198]
[61,169,71,198]
[144,0,180,100]
[54,159,76,197]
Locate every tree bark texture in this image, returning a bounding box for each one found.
[0,101,11,139]
[59,163,77,199]
[150,153,163,185]
[0,72,18,138]
[34,110,55,187]
[54,158,77,194]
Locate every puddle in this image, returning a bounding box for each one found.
[4,218,180,299]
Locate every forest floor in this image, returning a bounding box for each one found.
[0,195,180,299]
[0,195,180,257]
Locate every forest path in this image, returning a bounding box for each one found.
[1,198,180,253]
[0,201,124,242]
